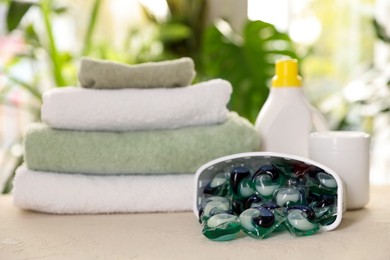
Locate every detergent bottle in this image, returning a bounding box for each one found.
[255,59,328,157]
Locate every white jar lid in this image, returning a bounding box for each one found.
[309,131,370,152]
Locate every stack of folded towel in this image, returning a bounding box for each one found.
[12,57,261,214]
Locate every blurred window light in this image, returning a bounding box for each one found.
[247,0,289,31]
[289,15,321,45]
[248,0,321,45]
[109,0,144,24]
[138,0,169,21]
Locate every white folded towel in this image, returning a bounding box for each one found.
[41,79,232,131]
[13,166,193,214]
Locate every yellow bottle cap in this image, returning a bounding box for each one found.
[272,59,302,87]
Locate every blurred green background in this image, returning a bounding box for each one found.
[0,0,389,191]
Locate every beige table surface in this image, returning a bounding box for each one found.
[1,186,390,260]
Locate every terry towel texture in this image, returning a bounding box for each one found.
[24,113,260,175]
[79,57,195,89]
[13,166,193,214]
[41,79,232,131]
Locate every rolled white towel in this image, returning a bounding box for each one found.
[41,79,232,131]
[13,166,193,214]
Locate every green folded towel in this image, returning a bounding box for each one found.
[78,57,195,89]
[24,113,260,175]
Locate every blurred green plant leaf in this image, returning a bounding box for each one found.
[82,0,102,56]
[139,3,157,23]
[52,5,67,14]
[59,51,73,63]
[0,84,13,103]
[6,0,35,32]
[202,19,298,123]
[7,75,42,102]
[159,23,192,43]
[39,0,66,86]
[25,23,40,46]
[373,18,390,43]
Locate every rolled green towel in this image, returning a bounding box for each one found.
[24,113,260,175]
[78,57,195,89]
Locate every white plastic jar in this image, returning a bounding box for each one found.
[309,131,370,210]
